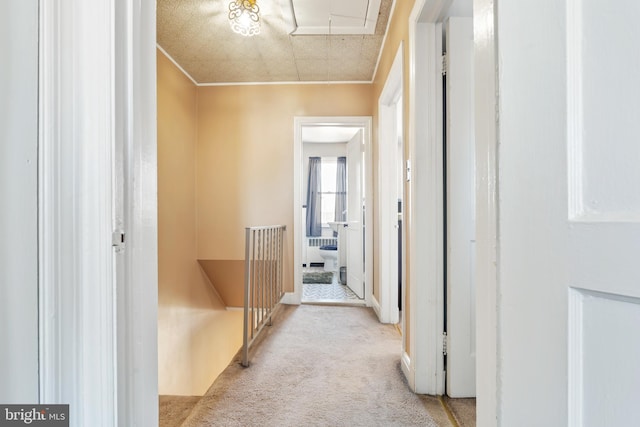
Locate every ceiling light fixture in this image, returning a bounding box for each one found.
[228,0,260,37]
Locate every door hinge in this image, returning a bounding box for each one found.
[443,331,448,356]
[112,230,126,253]
[441,53,448,76]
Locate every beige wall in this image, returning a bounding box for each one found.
[371,0,417,351]
[158,57,374,394]
[198,260,245,307]
[196,84,373,293]
[157,50,244,396]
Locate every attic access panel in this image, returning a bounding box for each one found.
[291,0,381,35]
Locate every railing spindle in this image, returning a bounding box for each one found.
[242,225,286,367]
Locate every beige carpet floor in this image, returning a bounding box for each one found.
[444,397,476,427]
[180,304,450,427]
[159,395,201,427]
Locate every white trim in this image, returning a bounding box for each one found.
[377,43,403,325]
[39,0,117,423]
[419,0,454,22]
[405,0,448,395]
[363,120,374,308]
[370,0,398,83]
[156,44,198,85]
[37,0,57,405]
[401,352,415,391]
[566,0,584,221]
[197,80,373,87]
[40,0,158,424]
[292,121,304,306]
[473,0,499,423]
[115,1,159,425]
[281,292,300,305]
[293,117,373,307]
[156,46,372,87]
[371,295,382,320]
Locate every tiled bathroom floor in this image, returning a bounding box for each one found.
[302,267,363,304]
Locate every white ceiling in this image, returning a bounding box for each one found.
[302,126,361,144]
[157,0,393,84]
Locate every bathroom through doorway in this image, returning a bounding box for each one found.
[292,117,373,306]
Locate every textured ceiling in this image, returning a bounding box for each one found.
[157,0,393,84]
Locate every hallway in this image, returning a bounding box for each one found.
[160,305,474,426]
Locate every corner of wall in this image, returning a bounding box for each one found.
[157,49,243,396]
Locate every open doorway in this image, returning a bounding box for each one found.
[292,117,373,307]
[299,139,362,304]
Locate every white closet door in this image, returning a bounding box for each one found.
[445,16,476,398]
[496,1,640,425]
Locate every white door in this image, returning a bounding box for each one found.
[444,17,476,398]
[494,1,640,425]
[347,131,365,299]
[0,0,39,403]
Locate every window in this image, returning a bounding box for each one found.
[319,158,337,227]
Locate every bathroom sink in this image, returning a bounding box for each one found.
[328,221,347,232]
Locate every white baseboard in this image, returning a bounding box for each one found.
[401,351,415,392]
[371,295,382,321]
[281,292,300,305]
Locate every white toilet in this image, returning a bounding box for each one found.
[318,244,338,272]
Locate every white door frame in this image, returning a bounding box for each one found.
[290,116,373,306]
[377,44,403,325]
[404,0,451,394]
[39,0,158,425]
[114,1,159,424]
[473,0,498,423]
